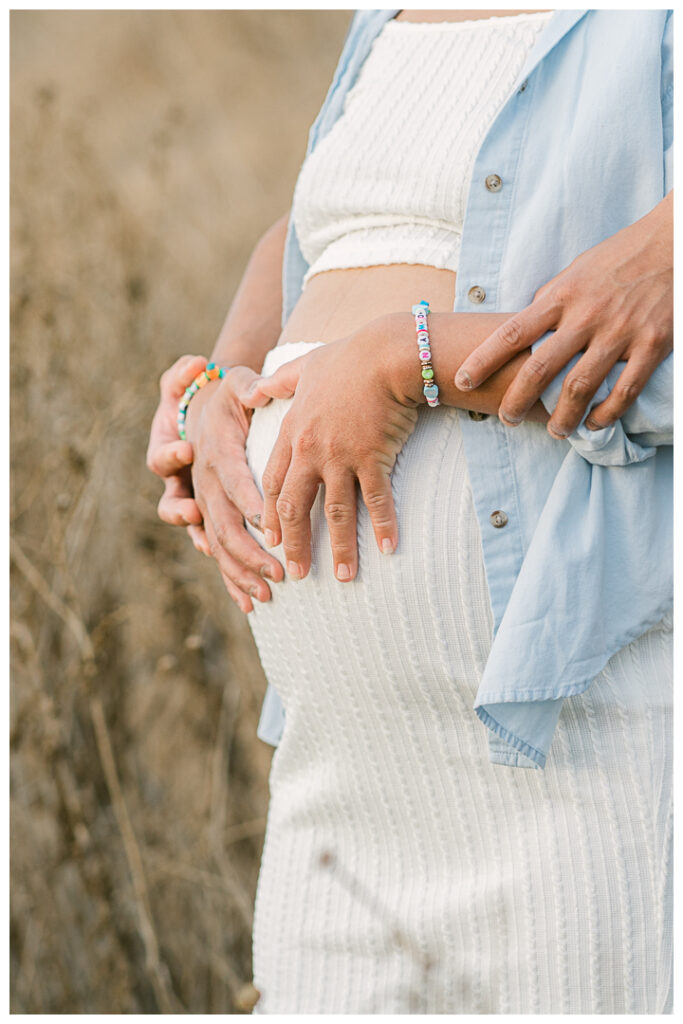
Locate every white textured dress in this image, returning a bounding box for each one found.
[243,13,673,1015]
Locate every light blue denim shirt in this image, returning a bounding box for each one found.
[256,9,673,770]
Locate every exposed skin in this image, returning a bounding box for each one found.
[243,311,549,582]
[147,214,291,614]
[146,9,673,611]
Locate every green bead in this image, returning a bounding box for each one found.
[421,367,434,379]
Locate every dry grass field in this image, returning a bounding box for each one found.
[10,9,350,1013]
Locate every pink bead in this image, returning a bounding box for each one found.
[419,349,431,361]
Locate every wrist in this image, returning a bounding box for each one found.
[372,312,426,406]
[184,378,223,443]
[208,333,266,374]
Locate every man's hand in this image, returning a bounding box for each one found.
[454,192,673,439]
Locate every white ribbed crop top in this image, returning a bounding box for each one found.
[292,11,554,287]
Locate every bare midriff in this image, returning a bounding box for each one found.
[277,9,551,349]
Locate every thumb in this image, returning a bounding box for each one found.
[178,354,209,389]
[245,357,308,404]
[160,354,208,400]
[228,366,274,408]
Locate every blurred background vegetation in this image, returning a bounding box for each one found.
[10,9,349,1013]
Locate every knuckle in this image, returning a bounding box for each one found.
[533,279,558,305]
[363,488,390,514]
[325,436,346,462]
[654,320,673,349]
[324,501,353,524]
[549,281,574,309]
[532,284,558,315]
[605,312,631,341]
[496,317,524,350]
[156,496,171,523]
[213,525,231,550]
[643,326,669,356]
[565,374,594,402]
[578,299,606,330]
[202,445,218,474]
[615,379,642,402]
[276,496,299,524]
[261,470,281,498]
[230,568,251,592]
[294,429,317,456]
[522,355,550,383]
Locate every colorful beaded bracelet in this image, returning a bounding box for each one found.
[411,301,440,407]
[177,362,230,440]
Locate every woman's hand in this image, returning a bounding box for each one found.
[146,354,208,553]
[454,191,673,439]
[177,365,285,613]
[243,322,422,583]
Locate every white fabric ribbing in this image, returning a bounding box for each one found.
[245,342,673,1014]
[292,11,553,288]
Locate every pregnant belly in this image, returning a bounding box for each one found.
[244,341,494,734]
[277,264,458,348]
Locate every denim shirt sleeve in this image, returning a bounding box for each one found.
[530,335,672,466]
[662,11,673,192]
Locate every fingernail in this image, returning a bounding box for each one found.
[585,418,601,431]
[499,411,522,426]
[286,560,303,580]
[249,586,263,601]
[247,380,259,395]
[336,563,351,580]
[381,538,395,555]
[260,565,274,580]
[250,513,262,531]
[455,369,473,390]
[265,529,277,548]
[548,423,569,439]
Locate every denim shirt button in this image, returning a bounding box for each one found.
[468,410,490,421]
[468,285,486,304]
[485,173,503,192]
[490,510,509,528]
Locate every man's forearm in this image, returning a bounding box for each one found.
[209,211,289,372]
